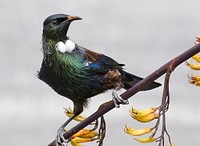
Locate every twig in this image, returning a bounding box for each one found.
[154,64,173,146]
[48,43,200,146]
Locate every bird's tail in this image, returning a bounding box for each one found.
[121,71,161,91]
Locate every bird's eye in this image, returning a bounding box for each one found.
[52,20,58,25]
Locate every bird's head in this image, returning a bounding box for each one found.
[42,14,82,41]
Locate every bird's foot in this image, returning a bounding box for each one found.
[55,127,70,146]
[112,89,129,108]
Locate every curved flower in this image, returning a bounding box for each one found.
[134,137,156,143]
[79,131,97,138]
[188,74,200,86]
[130,107,158,123]
[71,137,94,146]
[131,113,158,123]
[192,54,200,63]
[186,61,200,70]
[64,108,99,146]
[130,107,158,118]
[65,107,86,122]
[72,129,91,138]
[72,137,95,143]
[186,38,200,87]
[124,125,152,136]
[65,129,98,146]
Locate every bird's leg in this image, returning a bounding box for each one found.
[112,87,129,108]
[97,116,106,146]
[56,101,84,146]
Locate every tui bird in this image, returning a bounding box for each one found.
[38,14,161,145]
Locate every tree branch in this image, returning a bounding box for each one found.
[48,43,200,146]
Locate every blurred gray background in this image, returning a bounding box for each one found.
[1,0,200,146]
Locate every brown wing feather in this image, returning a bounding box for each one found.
[84,49,101,62]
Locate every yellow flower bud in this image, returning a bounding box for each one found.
[186,61,200,70]
[170,143,175,146]
[131,113,158,123]
[124,125,152,136]
[193,80,200,86]
[69,128,97,145]
[188,75,200,86]
[80,131,98,138]
[71,140,81,146]
[65,107,86,122]
[72,137,93,144]
[189,74,200,81]
[130,107,158,118]
[134,137,156,143]
[192,54,200,63]
[72,129,91,138]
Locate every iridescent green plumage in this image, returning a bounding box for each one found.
[39,37,90,103]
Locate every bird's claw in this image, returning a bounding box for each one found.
[55,127,70,146]
[112,89,129,108]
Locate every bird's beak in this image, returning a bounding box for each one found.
[58,15,82,39]
[67,15,82,21]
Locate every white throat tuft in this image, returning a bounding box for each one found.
[55,39,76,53]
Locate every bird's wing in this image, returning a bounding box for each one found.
[83,48,125,73]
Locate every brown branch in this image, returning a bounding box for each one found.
[48,43,200,146]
